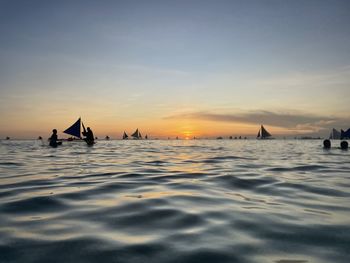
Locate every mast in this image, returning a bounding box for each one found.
[82,121,86,134]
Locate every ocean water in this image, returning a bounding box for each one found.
[0,139,349,263]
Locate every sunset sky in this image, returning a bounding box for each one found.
[1,0,350,139]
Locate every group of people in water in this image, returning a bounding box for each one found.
[323,139,348,150]
[49,127,94,147]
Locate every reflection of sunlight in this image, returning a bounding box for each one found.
[183,130,192,140]
[103,230,158,244]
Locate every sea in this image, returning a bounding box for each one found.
[0,139,349,263]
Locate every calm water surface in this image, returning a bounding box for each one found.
[0,140,349,263]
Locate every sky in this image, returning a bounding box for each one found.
[0,0,350,139]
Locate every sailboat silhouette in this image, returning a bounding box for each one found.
[257,125,272,139]
[63,117,94,145]
[131,129,142,139]
[122,131,128,140]
[63,118,82,139]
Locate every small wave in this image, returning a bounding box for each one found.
[276,182,349,197]
[145,160,168,165]
[172,249,241,263]
[216,175,278,190]
[268,165,329,172]
[0,161,24,166]
[210,155,253,161]
[1,196,67,214]
[275,260,308,263]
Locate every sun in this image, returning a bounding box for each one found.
[183,130,192,140]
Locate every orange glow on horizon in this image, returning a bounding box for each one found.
[0,113,318,139]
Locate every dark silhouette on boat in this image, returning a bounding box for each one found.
[82,127,94,146]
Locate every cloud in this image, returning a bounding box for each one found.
[164,110,350,133]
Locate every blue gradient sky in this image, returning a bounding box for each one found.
[1,0,350,138]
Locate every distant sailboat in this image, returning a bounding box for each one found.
[329,128,341,139]
[131,129,142,139]
[123,131,128,140]
[341,128,350,139]
[257,125,272,139]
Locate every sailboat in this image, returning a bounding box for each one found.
[63,117,93,144]
[257,125,273,139]
[329,128,341,139]
[63,118,82,139]
[131,128,142,139]
[341,128,350,139]
[122,131,128,140]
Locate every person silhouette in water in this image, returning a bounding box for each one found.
[82,127,94,145]
[340,141,348,150]
[323,139,331,149]
[49,129,58,147]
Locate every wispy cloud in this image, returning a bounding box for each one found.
[164,110,350,133]
[257,65,350,89]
